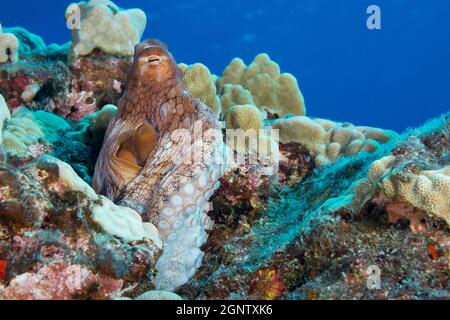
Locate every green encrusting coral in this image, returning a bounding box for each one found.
[2,106,104,184]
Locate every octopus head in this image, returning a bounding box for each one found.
[130,39,179,84]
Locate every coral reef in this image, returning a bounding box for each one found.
[0,94,10,150]
[93,196,162,246]
[2,26,66,62]
[222,104,279,157]
[67,51,132,119]
[0,25,19,64]
[223,104,263,132]
[380,167,450,226]
[0,0,448,301]
[179,63,221,115]
[218,54,306,117]
[272,116,398,166]
[249,268,286,300]
[0,56,71,112]
[2,107,71,159]
[179,113,449,300]
[0,155,161,300]
[220,84,255,114]
[116,290,182,300]
[69,104,118,145]
[1,262,123,300]
[0,26,131,119]
[350,129,450,231]
[135,290,182,300]
[66,0,146,62]
[4,27,47,57]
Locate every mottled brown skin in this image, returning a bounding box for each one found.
[93,39,221,223]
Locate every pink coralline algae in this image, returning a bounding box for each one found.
[373,198,428,232]
[0,62,71,113]
[278,143,315,186]
[0,157,161,300]
[0,263,122,300]
[0,72,36,108]
[65,89,97,121]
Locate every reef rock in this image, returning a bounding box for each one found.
[67,51,131,119]
[0,94,10,147]
[179,113,450,300]
[0,42,71,113]
[0,26,131,120]
[0,155,162,300]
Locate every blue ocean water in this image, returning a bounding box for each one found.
[0,0,449,131]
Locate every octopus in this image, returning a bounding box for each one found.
[93,39,225,291]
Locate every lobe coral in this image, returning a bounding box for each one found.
[93,39,225,291]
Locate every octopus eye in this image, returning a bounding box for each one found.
[146,55,162,65]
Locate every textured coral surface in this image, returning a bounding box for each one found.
[0,158,161,300]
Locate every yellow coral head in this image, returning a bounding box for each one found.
[129,39,179,85]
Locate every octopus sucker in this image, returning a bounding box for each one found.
[93,39,225,291]
[153,167,221,291]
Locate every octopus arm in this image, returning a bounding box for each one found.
[118,118,226,291]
